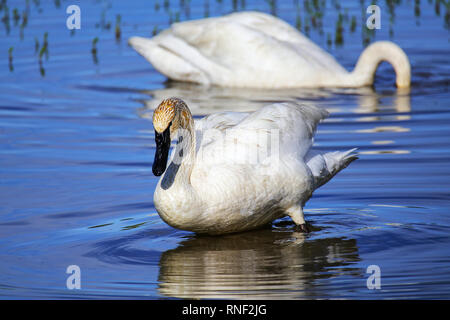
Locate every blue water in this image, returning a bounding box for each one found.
[0,0,449,299]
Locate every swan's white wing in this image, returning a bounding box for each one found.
[129,33,218,84]
[219,11,340,64]
[196,111,249,131]
[235,102,328,158]
[196,102,328,168]
[194,111,249,153]
[171,12,344,72]
[130,12,347,87]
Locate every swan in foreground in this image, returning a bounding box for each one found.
[151,97,357,235]
[129,11,411,89]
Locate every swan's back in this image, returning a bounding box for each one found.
[193,102,328,174]
[232,102,328,157]
[130,12,348,88]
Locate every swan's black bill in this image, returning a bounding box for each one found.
[152,126,171,176]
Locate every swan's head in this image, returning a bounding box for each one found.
[152,98,192,176]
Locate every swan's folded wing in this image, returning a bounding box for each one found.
[222,11,314,46]
[130,11,347,87]
[129,34,208,84]
[169,16,325,86]
[235,102,328,157]
[197,102,328,168]
[170,11,312,55]
[195,111,249,153]
[196,111,249,131]
[129,29,231,85]
[225,12,347,73]
[170,12,346,78]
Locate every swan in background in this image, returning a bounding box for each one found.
[129,11,411,89]
[151,97,357,235]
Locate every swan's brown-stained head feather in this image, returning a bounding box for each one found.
[153,98,177,133]
[152,98,192,136]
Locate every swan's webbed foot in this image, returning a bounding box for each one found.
[296,223,311,233]
[286,205,311,233]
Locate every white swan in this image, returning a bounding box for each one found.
[129,11,411,89]
[151,97,357,235]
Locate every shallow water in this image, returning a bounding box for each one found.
[0,0,449,299]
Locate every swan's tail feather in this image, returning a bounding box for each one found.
[306,148,358,190]
[128,36,156,59]
[128,36,208,84]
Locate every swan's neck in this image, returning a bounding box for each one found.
[348,41,411,88]
[154,104,202,229]
[160,124,196,192]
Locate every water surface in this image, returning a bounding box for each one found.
[0,0,449,299]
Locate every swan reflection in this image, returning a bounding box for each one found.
[157,226,361,299]
[355,87,411,121]
[138,81,329,116]
[137,81,410,117]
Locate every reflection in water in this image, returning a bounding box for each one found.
[356,126,410,133]
[355,87,411,116]
[138,81,329,116]
[137,81,411,117]
[158,226,361,299]
[359,150,410,155]
[371,140,395,145]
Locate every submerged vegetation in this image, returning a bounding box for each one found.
[8,46,12,71]
[38,32,48,76]
[335,13,344,46]
[0,0,448,74]
[91,37,99,64]
[115,14,121,41]
[152,25,159,36]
